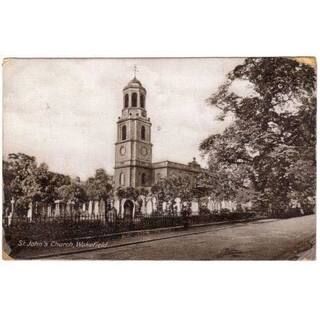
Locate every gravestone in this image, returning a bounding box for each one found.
[94,200,99,216]
[191,200,199,216]
[146,199,153,215]
[140,195,146,215]
[10,198,15,217]
[152,196,157,213]
[8,211,13,226]
[54,200,61,217]
[208,198,214,212]
[99,199,105,215]
[113,199,120,217]
[47,204,52,217]
[231,201,237,212]
[162,201,167,214]
[66,201,71,215]
[175,197,181,216]
[88,200,93,215]
[215,201,221,213]
[100,199,106,222]
[27,202,33,221]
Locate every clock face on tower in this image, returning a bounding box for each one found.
[140,146,148,156]
[120,146,126,155]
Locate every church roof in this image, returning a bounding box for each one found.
[129,77,142,86]
[152,160,207,173]
[123,77,146,92]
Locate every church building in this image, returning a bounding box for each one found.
[114,75,206,190]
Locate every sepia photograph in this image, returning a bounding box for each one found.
[1,1,320,320]
[2,57,316,260]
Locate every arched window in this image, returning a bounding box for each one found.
[141,173,146,186]
[141,126,146,140]
[122,125,127,140]
[132,92,137,107]
[140,94,145,108]
[119,173,125,186]
[124,94,129,108]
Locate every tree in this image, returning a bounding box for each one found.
[85,168,113,201]
[200,58,316,213]
[3,153,72,214]
[152,175,197,203]
[57,179,87,204]
[3,153,44,213]
[50,172,72,199]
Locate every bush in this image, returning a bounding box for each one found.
[272,207,304,219]
[220,208,231,215]
[199,207,211,215]
[220,210,255,221]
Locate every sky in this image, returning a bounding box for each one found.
[3,58,244,180]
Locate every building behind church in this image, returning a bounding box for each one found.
[114,76,206,190]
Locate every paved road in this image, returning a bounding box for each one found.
[50,215,316,260]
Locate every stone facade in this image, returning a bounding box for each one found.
[114,76,206,190]
[152,159,207,184]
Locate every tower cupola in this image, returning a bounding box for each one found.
[122,66,147,113]
[122,76,147,117]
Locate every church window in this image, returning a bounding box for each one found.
[141,173,146,185]
[124,94,129,108]
[141,126,146,140]
[132,92,137,107]
[122,125,127,140]
[140,94,145,108]
[120,173,125,186]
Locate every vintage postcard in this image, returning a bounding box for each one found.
[2,57,316,260]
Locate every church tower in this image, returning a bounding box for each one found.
[114,74,153,189]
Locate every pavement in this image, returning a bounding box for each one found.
[297,246,316,260]
[10,214,315,260]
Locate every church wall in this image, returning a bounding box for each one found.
[115,141,133,164]
[168,167,199,177]
[134,167,153,188]
[167,167,200,182]
[153,167,168,184]
[114,166,131,189]
[114,166,153,189]
[135,120,151,142]
[152,166,202,185]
